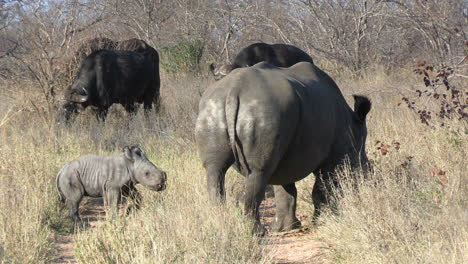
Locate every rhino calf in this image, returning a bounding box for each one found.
[56,145,167,222]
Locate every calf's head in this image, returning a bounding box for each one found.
[124,145,167,191]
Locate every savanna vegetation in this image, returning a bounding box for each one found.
[0,0,466,263]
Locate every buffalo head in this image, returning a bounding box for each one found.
[55,87,89,124]
[209,63,235,81]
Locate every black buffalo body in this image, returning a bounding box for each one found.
[233,43,314,68]
[58,49,160,122]
[210,43,314,80]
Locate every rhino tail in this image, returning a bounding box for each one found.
[56,166,66,204]
[225,88,251,175]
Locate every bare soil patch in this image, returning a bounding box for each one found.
[51,197,329,263]
[260,198,330,264]
[51,198,105,263]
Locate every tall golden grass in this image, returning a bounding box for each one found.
[0,68,465,263]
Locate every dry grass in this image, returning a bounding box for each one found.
[74,148,266,263]
[0,67,466,263]
[315,71,467,263]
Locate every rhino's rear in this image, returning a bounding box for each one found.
[56,164,71,203]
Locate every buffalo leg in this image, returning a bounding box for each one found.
[94,108,108,121]
[272,183,301,232]
[143,101,153,114]
[124,103,140,116]
[143,84,159,114]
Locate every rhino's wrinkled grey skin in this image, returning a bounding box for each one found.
[195,62,371,232]
[56,146,167,222]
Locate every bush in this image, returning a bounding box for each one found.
[401,59,467,128]
[159,40,205,76]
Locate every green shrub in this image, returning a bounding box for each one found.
[159,40,205,75]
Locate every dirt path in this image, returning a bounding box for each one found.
[52,197,329,264]
[51,198,105,264]
[52,234,77,264]
[260,198,331,264]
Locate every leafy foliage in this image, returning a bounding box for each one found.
[401,56,467,127]
[159,40,205,75]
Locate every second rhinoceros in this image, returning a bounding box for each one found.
[56,145,167,222]
[196,62,371,232]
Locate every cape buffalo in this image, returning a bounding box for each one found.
[72,38,159,69]
[73,37,117,61]
[57,38,160,97]
[56,48,160,123]
[56,145,167,222]
[196,62,371,232]
[210,43,314,80]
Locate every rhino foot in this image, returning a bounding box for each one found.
[272,217,301,233]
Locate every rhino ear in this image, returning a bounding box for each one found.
[123,146,134,161]
[353,95,371,122]
[123,145,145,161]
[131,145,145,160]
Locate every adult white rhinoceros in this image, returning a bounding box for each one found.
[195,62,371,232]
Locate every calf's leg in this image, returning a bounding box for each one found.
[104,188,122,219]
[122,185,142,214]
[66,197,82,223]
[58,170,84,223]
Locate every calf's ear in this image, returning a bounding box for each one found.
[123,145,145,161]
[123,146,134,161]
[353,95,371,122]
[131,145,145,160]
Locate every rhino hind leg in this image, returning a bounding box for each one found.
[272,183,301,232]
[198,129,234,202]
[63,188,83,223]
[66,198,82,223]
[238,170,269,222]
[58,169,84,223]
[205,156,233,202]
